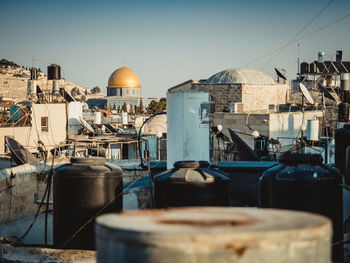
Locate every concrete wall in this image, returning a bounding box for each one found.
[269,110,324,148]
[0,103,67,154]
[214,112,270,149]
[214,110,323,151]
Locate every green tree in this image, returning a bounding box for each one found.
[146,98,166,114]
[139,98,144,113]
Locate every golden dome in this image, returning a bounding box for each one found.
[108,66,141,88]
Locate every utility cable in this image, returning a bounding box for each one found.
[243,2,347,69]
[261,0,335,70]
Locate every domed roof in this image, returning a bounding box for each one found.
[108,66,141,88]
[206,68,275,85]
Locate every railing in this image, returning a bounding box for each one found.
[210,149,239,162]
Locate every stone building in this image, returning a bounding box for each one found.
[87,66,153,111]
[169,68,326,160]
[169,68,289,113]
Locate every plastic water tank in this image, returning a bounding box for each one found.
[338,103,350,122]
[47,64,61,80]
[318,51,325,63]
[306,119,319,141]
[53,157,123,250]
[52,80,60,94]
[259,153,343,261]
[154,161,229,208]
[30,68,38,80]
[335,124,350,173]
[28,80,36,94]
[121,112,128,125]
[93,111,102,125]
[300,62,309,74]
[341,73,350,91]
[95,208,332,263]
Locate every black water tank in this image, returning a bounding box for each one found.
[336,50,343,63]
[309,62,317,73]
[335,124,350,174]
[53,157,123,250]
[300,62,309,74]
[154,161,230,208]
[30,68,38,80]
[338,103,350,122]
[259,153,343,261]
[47,64,61,80]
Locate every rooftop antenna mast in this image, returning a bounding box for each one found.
[297,43,300,76]
[31,56,40,68]
[122,59,126,67]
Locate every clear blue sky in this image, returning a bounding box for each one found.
[1,0,349,97]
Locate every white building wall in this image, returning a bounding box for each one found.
[269,111,324,148]
[0,103,67,154]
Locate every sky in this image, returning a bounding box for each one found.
[1,0,349,98]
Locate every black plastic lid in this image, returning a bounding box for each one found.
[71,157,106,165]
[278,153,323,165]
[174,161,210,169]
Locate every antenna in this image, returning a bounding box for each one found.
[299,83,315,105]
[122,59,126,67]
[31,57,40,67]
[297,43,300,75]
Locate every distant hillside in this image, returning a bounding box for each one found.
[0,59,105,101]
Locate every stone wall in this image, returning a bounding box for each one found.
[0,162,67,223]
[170,81,289,113]
[192,83,242,112]
[241,84,289,112]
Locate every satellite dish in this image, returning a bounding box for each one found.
[317,83,341,105]
[79,116,94,133]
[275,68,287,80]
[299,83,314,105]
[5,136,39,165]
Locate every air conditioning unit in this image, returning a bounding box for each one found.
[230,102,243,113]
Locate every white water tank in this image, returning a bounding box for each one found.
[121,112,128,125]
[28,80,36,94]
[167,90,209,169]
[67,102,83,135]
[341,73,350,91]
[307,119,319,141]
[94,111,102,125]
[53,80,60,94]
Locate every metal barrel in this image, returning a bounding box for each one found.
[95,207,332,263]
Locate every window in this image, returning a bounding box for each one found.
[41,116,48,132]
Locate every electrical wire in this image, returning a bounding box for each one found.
[8,161,56,245]
[243,4,349,69]
[261,0,335,70]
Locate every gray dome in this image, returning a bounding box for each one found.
[206,68,275,85]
